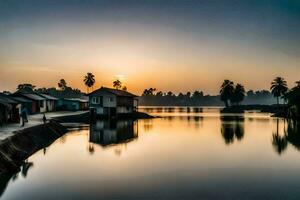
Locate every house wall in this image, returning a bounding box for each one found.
[46,100,53,112]
[117,106,133,114]
[89,91,117,115]
[31,101,38,114]
[57,100,80,111]
[40,100,47,113]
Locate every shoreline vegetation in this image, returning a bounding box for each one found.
[1,75,299,124]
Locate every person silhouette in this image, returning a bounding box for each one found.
[43,114,47,124]
[21,108,28,127]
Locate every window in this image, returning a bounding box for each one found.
[92,97,100,104]
[109,97,114,102]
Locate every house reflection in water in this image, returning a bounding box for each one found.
[89,120,138,150]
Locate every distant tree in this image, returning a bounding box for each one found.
[220,80,234,107]
[2,91,11,95]
[35,87,47,93]
[167,91,174,96]
[186,92,191,98]
[122,86,127,91]
[156,91,163,97]
[192,91,204,99]
[113,79,122,90]
[246,90,255,97]
[84,72,95,93]
[231,83,246,105]
[58,79,67,91]
[17,83,36,92]
[285,81,300,118]
[270,77,288,106]
[142,88,156,96]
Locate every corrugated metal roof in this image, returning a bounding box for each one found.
[38,94,58,100]
[0,94,19,104]
[21,93,45,101]
[11,97,33,103]
[89,87,138,97]
[63,98,88,103]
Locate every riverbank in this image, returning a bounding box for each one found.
[54,111,156,123]
[0,120,67,175]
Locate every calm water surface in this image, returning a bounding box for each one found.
[1,107,300,200]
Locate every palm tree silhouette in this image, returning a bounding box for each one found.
[285,81,300,119]
[113,79,122,90]
[58,79,67,90]
[270,77,288,106]
[220,80,234,107]
[84,72,95,94]
[231,83,246,105]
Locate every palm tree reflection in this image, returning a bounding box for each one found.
[272,119,300,155]
[220,116,245,145]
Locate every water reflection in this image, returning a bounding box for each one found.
[140,106,204,114]
[272,120,300,155]
[2,107,300,200]
[143,119,154,132]
[220,116,245,145]
[89,120,138,148]
[0,160,33,198]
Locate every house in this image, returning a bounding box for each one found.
[37,94,58,112]
[13,92,46,114]
[0,93,21,124]
[11,96,33,114]
[57,98,88,111]
[89,87,138,116]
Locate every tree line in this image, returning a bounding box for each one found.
[12,72,127,98]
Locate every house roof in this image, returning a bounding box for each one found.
[11,96,33,103]
[0,93,19,104]
[62,98,88,103]
[89,87,138,97]
[38,94,58,100]
[19,93,45,101]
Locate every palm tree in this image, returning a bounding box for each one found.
[84,72,95,93]
[58,79,67,90]
[285,81,300,119]
[113,79,122,90]
[17,83,35,92]
[270,77,288,106]
[231,83,246,105]
[220,80,234,107]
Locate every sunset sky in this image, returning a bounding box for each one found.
[0,0,299,95]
